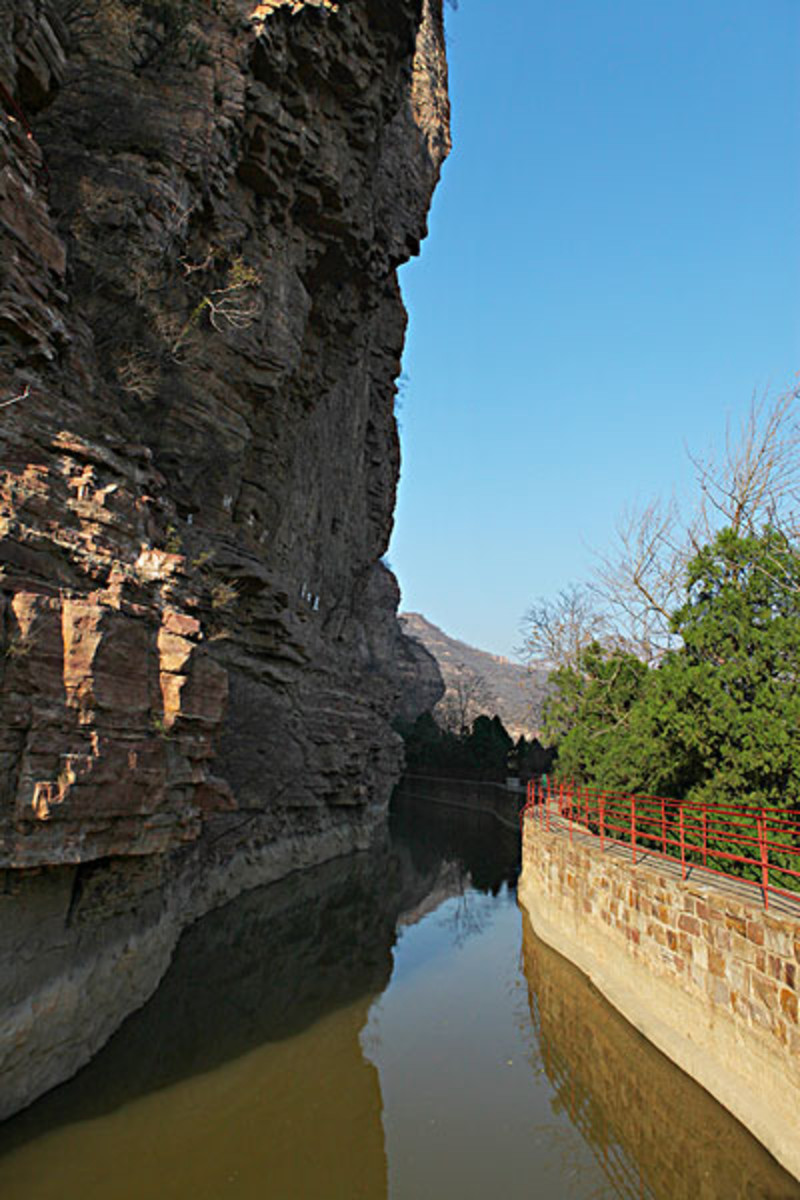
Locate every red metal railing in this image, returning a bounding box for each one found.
[521,778,800,911]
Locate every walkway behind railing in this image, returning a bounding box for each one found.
[522,778,800,911]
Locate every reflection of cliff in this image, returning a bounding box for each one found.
[0,801,481,1155]
[0,848,396,1145]
[520,913,800,1200]
[0,848,406,1196]
[0,997,388,1200]
[1,800,522,1195]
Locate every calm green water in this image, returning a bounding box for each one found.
[0,793,797,1200]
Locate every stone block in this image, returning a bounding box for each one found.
[707,976,728,1006]
[779,988,798,1025]
[746,920,765,946]
[708,948,726,978]
[752,973,778,1008]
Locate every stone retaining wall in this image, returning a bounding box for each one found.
[518,817,800,1182]
[521,915,800,1199]
[394,774,523,831]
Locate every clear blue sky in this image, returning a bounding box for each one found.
[389,0,800,658]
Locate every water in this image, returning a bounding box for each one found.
[0,791,797,1200]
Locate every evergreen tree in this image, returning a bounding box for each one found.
[545,527,800,815]
[652,527,800,811]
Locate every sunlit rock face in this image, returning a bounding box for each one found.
[0,0,449,869]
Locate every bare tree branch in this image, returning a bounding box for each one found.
[689,386,799,541]
[0,385,31,409]
[519,585,611,674]
[590,497,686,662]
[588,386,800,652]
[435,663,495,735]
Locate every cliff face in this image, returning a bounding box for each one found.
[0,0,448,869]
[0,0,448,1115]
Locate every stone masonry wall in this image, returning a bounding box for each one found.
[521,915,800,1200]
[394,773,524,831]
[518,817,800,1182]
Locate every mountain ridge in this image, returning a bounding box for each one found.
[399,612,549,740]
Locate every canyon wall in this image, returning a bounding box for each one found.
[0,0,447,1114]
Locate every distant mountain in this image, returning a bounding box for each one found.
[398,613,550,740]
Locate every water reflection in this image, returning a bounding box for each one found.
[389,789,521,898]
[0,788,796,1200]
[0,851,400,1151]
[520,912,800,1200]
[0,851,401,1199]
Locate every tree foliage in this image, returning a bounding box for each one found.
[400,711,517,781]
[546,527,800,814]
[586,386,800,661]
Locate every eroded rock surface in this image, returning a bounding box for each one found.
[0,0,448,868]
[0,0,447,1113]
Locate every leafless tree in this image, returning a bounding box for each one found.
[170,256,263,361]
[690,385,799,544]
[588,385,800,654]
[590,497,687,663]
[519,584,610,674]
[435,663,495,735]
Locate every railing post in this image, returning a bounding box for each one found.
[702,807,707,868]
[679,804,686,881]
[569,780,573,844]
[546,776,550,832]
[661,797,666,857]
[758,808,769,910]
[600,792,605,852]
[630,793,636,865]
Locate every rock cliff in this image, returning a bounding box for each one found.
[0,0,447,1114]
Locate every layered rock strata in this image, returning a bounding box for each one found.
[0,0,447,1113]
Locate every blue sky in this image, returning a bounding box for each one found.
[388,0,800,658]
